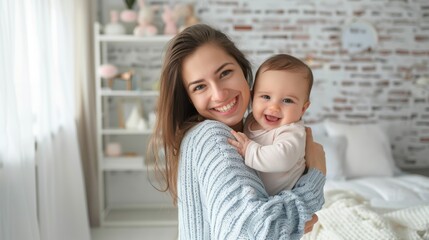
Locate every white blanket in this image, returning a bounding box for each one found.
[301,190,429,240]
[324,174,429,210]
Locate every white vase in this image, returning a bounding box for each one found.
[104,10,126,35]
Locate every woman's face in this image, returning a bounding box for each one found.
[182,43,250,130]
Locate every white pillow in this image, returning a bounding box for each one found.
[314,135,347,180]
[324,120,396,179]
[307,122,347,180]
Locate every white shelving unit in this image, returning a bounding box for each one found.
[94,23,177,227]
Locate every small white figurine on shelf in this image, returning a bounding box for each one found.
[175,4,199,32]
[162,5,177,35]
[133,0,158,36]
[104,10,126,35]
[125,104,148,130]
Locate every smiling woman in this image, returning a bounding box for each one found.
[148,24,326,239]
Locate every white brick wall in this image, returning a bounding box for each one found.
[193,0,429,168]
[99,0,429,167]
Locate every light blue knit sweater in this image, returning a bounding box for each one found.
[178,120,325,240]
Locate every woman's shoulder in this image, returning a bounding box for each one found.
[186,120,232,138]
[180,120,242,169]
[181,120,234,154]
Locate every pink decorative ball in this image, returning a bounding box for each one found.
[120,10,137,23]
[99,64,118,79]
[105,142,122,157]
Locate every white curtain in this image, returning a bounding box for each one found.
[0,0,90,240]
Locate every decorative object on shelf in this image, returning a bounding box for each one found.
[162,5,178,35]
[151,78,160,90]
[126,104,142,129]
[133,0,158,36]
[148,111,157,130]
[118,101,148,130]
[104,10,126,35]
[108,70,134,91]
[106,142,122,157]
[175,3,199,32]
[120,0,137,23]
[341,19,378,54]
[99,64,118,79]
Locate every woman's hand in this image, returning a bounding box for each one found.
[305,127,326,175]
[304,214,318,233]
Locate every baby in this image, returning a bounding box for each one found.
[229,54,313,195]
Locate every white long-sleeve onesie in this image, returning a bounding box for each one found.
[244,115,306,195]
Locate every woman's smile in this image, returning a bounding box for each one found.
[212,96,238,113]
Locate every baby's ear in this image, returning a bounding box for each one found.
[302,101,310,114]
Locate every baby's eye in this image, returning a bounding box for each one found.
[261,95,270,100]
[220,70,232,78]
[282,98,294,104]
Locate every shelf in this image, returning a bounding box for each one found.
[97,34,174,43]
[103,156,145,171]
[102,129,153,135]
[95,22,171,227]
[103,206,178,227]
[100,89,159,97]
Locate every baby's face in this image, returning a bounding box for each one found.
[251,69,310,130]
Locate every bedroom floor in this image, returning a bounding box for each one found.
[91,227,178,240]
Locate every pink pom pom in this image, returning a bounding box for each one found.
[120,10,137,23]
[99,64,118,79]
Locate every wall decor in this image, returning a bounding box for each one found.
[341,20,378,54]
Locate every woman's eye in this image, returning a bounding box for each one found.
[193,85,205,91]
[220,70,232,78]
[282,98,294,104]
[261,95,270,100]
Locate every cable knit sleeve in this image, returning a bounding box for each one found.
[178,120,325,240]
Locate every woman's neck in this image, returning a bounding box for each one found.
[231,121,244,132]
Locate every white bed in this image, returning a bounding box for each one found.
[325,173,429,211]
[302,120,429,240]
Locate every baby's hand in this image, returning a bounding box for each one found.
[228,130,251,157]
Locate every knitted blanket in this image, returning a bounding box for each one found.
[301,190,429,240]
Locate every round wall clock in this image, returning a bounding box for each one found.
[341,20,378,54]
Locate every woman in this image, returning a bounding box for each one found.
[149,24,326,239]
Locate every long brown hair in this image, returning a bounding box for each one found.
[148,24,253,205]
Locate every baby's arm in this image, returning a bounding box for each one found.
[228,130,251,156]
